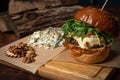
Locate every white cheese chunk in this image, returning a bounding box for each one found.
[74,35,106,49]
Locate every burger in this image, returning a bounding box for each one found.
[61,6,119,64]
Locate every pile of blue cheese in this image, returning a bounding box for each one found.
[28,27,64,49]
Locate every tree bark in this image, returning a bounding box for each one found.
[10,6,83,37]
[9,0,62,15]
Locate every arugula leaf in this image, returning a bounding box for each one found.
[100,32,114,44]
[61,19,113,44]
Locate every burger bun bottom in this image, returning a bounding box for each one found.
[63,42,110,64]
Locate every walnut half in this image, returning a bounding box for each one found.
[22,50,36,63]
[5,42,36,63]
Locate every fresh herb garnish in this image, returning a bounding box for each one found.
[61,19,114,44]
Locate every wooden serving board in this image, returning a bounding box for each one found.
[37,61,115,80]
[0,47,115,80]
[0,59,115,80]
[0,31,116,80]
[0,37,115,80]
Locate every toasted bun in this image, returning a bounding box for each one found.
[74,6,119,38]
[63,42,110,64]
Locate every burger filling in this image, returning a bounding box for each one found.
[74,35,106,49]
[61,19,113,49]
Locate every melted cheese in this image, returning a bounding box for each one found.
[74,35,106,49]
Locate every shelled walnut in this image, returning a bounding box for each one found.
[5,42,36,63]
[22,50,36,63]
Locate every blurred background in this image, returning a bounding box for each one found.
[0,0,120,12]
[79,0,120,6]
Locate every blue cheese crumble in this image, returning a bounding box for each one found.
[28,27,63,49]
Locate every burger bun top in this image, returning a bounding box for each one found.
[74,6,119,38]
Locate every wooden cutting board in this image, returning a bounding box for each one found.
[0,59,115,80]
[0,35,115,80]
[37,60,115,80]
